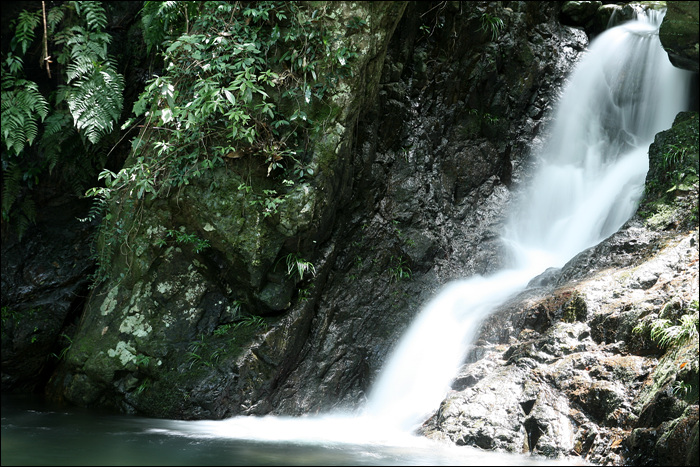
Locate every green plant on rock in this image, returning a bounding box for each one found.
[672,380,694,399]
[346,16,368,31]
[248,189,286,218]
[51,333,73,360]
[662,143,699,194]
[134,378,151,395]
[186,333,212,369]
[236,315,268,331]
[643,113,699,226]
[298,284,313,302]
[634,301,699,352]
[1,306,41,338]
[156,228,210,253]
[98,1,357,206]
[214,314,267,336]
[284,253,316,281]
[480,12,504,41]
[189,315,268,368]
[134,354,151,368]
[389,255,412,283]
[82,1,360,286]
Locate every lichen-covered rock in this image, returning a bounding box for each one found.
[660,1,700,72]
[45,1,409,418]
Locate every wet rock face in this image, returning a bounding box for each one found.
[30,1,586,418]
[421,222,699,465]
[42,1,409,418]
[1,197,96,392]
[268,1,590,415]
[660,1,700,73]
[560,1,603,31]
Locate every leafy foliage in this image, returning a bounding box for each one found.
[140,1,200,54]
[389,255,412,283]
[10,10,42,55]
[639,112,699,232]
[99,1,357,205]
[82,1,360,285]
[154,228,211,253]
[1,74,50,155]
[480,12,505,41]
[1,1,125,238]
[66,58,125,144]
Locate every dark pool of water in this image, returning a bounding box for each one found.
[2,394,587,466]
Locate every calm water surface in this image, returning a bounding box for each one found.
[1,394,585,466]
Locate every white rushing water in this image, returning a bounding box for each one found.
[161,8,691,459]
[362,7,691,433]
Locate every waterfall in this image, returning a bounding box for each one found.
[361,8,692,433]
[503,8,691,270]
[163,7,691,453]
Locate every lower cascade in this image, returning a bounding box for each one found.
[158,7,692,456]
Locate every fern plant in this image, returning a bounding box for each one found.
[65,57,125,144]
[1,1,125,238]
[480,12,505,41]
[634,301,700,351]
[284,253,316,281]
[140,1,200,53]
[10,10,41,55]
[1,73,50,156]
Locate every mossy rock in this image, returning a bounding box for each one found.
[660,1,700,72]
[641,111,699,230]
[562,292,588,323]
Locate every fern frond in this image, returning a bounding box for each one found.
[40,112,75,172]
[3,53,24,75]
[0,77,49,155]
[141,0,188,52]
[42,110,73,137]
[65,55,94,82]
[1,162,22,221]
[66,59,124,144]
[15,196,37,241]
[11,9,41,55]
[74,1,108,31]
[47,5,67,34]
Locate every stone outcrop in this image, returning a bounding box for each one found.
[1,197,96,392]
[42,1,409,417]
[660,1,700,73]
[268,0,589,415]
[30,1,590,418]
[419,106,700,465]
[420,220,699,465]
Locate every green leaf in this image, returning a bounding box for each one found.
[223,88,236,105]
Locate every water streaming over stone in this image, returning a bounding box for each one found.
[160,7,691,454]
[362,7,691,434]
[502,9,691,270]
